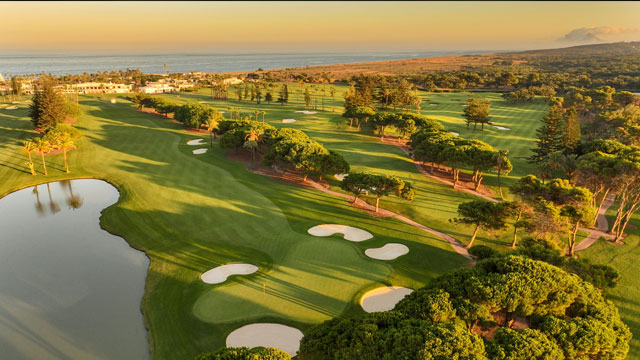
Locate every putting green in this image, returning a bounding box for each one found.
[194,237,390,324]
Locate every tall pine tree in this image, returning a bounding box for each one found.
[529,98,564,165]
[30,79,68,132]
[562,107,581,153]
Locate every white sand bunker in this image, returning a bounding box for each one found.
[295,110,317,115]
[365,243,409,260]
[307,224,373,242]
[192,148,208,154]
[187,138,206,145]
[226,323,304,357]
[361,286,413,313]
[201,263,258,284]
[449,131,460,136]
[494,126,511,131]
[282,119,296,123]
[5,106,18,110]
[334,173,348,181]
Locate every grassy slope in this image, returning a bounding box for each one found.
[0,98,466,359]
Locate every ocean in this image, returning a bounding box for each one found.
[0,51,486,76]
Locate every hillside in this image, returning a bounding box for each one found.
[222,41,640,80]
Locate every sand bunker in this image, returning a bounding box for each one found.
[226,323,304,357]
[187,138,206,145]
[449,131,460,136]
[282,119,296,123]
[5,106,18,110]
[295,110,317,115]
[365,243,409,260]
[192,148,208,155]
[307,224,373,242]
[494,126,511,131]
[360,286,413,313]
[201,264,259,284]
[334,173,348,181]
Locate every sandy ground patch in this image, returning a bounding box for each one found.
[5,106,18,110]
[449,131,460,136]
[307,224,373,242]
[187,139,206,146]
[365,243,409,260]
[192,148,208,155]
[334,173,347,181]
[493,126,510,131]
[226,323,304,357]
[360,286,413,312]
[295,110,317,115]
[282,119,296,123]
[201,264,258,284]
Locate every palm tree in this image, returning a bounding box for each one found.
[244,129,263,163]
[261,111,266,122]
[59,138,76,173]
[35,138,51,176]
[205,116,219,148]
[22,140,37,175]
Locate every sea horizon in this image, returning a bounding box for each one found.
[0,49,497,76]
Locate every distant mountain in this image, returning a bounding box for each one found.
[509,41,640,57]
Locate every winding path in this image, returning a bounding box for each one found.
[574,193,617,252]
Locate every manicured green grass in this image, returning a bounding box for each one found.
[3,87,637,359]
[0,97,466,359]
[167,85,547,250]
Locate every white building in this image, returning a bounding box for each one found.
[223,77,243,85]
[66,82,132,94]
[137,82,177,94]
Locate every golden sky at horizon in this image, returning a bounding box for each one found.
[1,1,639,52]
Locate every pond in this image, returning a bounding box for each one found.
[0,179,149,359]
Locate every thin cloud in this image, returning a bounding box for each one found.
[559,26,640,43]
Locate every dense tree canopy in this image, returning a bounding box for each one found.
[299,256,631,360]
[195,347,290,360]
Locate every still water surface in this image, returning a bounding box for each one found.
[0,179,149,359]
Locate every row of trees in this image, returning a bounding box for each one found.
[344,75,421,111]
[453,175,595,255]
[298,256,630,359]
[23,124,81,175]
[409,127,512,192]
[340,172,415,212]
[217,120,350,182]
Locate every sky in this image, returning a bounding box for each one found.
[1,1,639,53]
